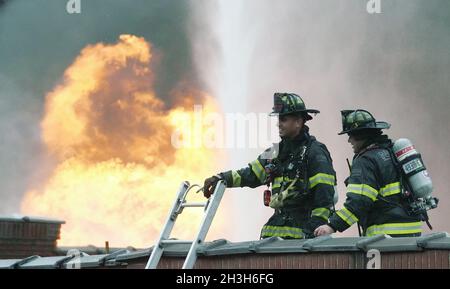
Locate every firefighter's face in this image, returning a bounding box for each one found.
[348,134,366,153]
[278,115,304,138]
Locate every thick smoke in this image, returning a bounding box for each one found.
[190,0,450,240]
[0,0,196,214]
[1,0,449,241]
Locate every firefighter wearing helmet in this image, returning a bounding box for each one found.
[203,93,337,239]
[315,110,423,237]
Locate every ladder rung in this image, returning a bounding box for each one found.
[161,240,192,245]
[181,202,206,208]
[146,181,226,269]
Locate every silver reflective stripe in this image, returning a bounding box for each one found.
[336,207,359,226]
[347,184,378,201]
[250,159,267,184]
[309,173,335,189]
[311,208,331,221]
[272,177,283,189]
[272,176,295,189]
[231,171,241,187]
[380,182,401,197]
[366,222,422,236]
[261,225,304,239]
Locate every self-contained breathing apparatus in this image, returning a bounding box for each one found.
[340,109,438,230]
[391,138,438,229]
[351,139,438,231]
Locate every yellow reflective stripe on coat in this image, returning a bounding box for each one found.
[231,170,241,187]
[366,222,422,236]
[311,207,331,221]
[347,184,378,201]
[380,182,401,197]
[336,207,359,226]
[250,159,267,184]
[309,173,335,189]
[272,177,282,189]
[261,225,304,239]
[272,176,296,189]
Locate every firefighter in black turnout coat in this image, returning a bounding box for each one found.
[315,110,422,237]
[204,93,337,239]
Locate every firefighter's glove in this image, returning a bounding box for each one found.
[269,189,298,209]
[203,175,222,198]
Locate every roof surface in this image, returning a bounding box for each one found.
[0,215,65,224]
[1,232,449,269]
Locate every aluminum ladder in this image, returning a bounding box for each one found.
[145,180,226,269]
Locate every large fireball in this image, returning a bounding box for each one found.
[21,35,226,247]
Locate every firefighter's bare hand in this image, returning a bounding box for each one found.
[314,225,335,237]
[203,175,220,198]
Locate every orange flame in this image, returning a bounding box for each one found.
[21,35,226,247]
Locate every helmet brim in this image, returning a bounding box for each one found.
[338,121,391,135]
[270,109,320,120]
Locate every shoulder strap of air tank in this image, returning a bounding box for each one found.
[300,136,314,192]
[384,142,408,192]
[376,142,414,212]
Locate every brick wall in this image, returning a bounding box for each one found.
[121,250,450,269]
[140,253,363,269]
[0,216,65,259]
[380,250,450,269]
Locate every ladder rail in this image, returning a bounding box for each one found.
[145,181,190,269]
[145,180,226,269]
[182,181,226,269]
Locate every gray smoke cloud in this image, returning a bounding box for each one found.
[0,0,196,214]
[1,0,449,241]
[190,0,450,239]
